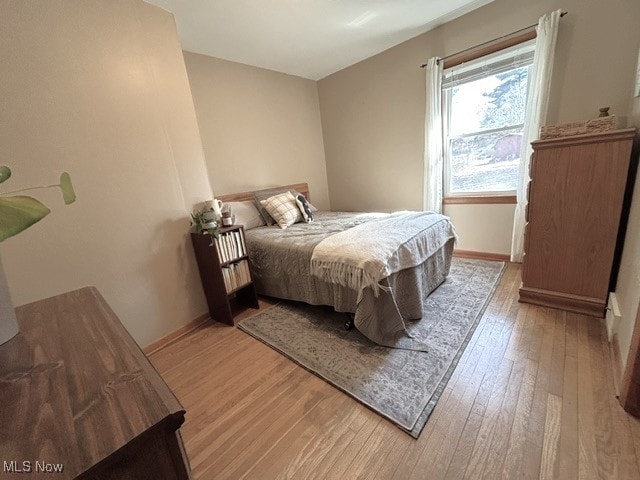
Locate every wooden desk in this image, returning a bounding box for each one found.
[0,287,190,479]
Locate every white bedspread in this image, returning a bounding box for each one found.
[310,211,456,297]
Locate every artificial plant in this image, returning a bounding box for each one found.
[190,208,219,245]
[0,166,76,242]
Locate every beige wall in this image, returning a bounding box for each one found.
[318,0,640,255]
[0,0,213,347]
[183,52,330,209]
[444,204,516,255]
[615,95,640,370]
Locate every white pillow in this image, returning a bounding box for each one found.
[224,201,266,230]
[260,192,302,229]
[253,188,300,226]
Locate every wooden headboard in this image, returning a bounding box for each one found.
[217,183,310,203]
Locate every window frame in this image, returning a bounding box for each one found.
[441,35,537,200]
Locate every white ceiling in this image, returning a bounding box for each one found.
[146,0,494,80]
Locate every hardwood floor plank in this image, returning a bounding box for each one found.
[539,393,562,480]
[503,303,530,362]
[576,315,599,480]
[501,357,538,479]
[520,308,558,479]
[558,315,579,480]
[547,309,566,397]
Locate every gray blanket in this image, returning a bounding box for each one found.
[244,211,455,350]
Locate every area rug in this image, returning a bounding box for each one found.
[237,258,505,437]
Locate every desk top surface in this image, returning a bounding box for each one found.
[0,287,185,478]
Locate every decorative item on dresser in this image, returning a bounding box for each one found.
[0,165,76,345]
[519,128,639,317]
[191,225,259,325]
[0,287,191,479]
[539,106,618,139]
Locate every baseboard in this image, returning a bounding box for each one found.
[143,313,210,356]
[606,293,622,341]
[611,333,623,397]
[518,286,605,317]
[453,249,511,262]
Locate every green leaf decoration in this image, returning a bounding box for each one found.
[59,172,76,205]
[0,166,10,184]
[0,196,51,242]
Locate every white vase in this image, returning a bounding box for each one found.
[0,255,19,345]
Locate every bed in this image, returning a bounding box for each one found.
[219,183,456,351]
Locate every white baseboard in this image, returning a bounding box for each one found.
[606,293,622,342]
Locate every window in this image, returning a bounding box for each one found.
[442,41,535,196]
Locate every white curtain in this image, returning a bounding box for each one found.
[423,57,444,213]
[510,9,562,262]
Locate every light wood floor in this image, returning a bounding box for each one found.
[150,263,640,479]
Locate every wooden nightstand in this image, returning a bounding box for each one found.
[191,225,259,325]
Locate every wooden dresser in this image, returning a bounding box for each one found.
[0,287,190,479]
[519,128,638,317]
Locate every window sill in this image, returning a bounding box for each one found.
[443,195,517,205]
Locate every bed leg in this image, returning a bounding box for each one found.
[344,314,355,331]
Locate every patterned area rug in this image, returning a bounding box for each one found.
[238,258,505,437]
